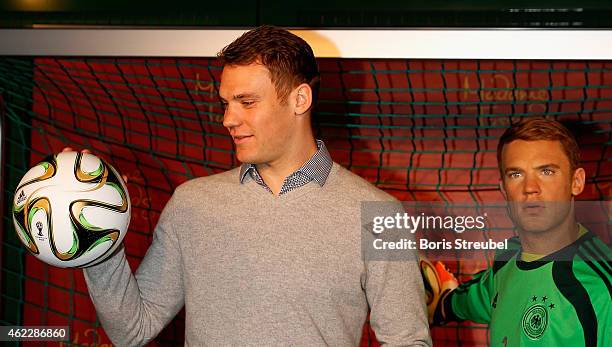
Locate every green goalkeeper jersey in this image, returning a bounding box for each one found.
[445,228,611,347]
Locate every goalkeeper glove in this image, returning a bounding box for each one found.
[420,258,459,325]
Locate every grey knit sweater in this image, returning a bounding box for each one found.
[84,163,431,346]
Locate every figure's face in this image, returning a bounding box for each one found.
[500,140,584,234]
[220,63,296,165]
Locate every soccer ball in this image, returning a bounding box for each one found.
[12,151,131,268]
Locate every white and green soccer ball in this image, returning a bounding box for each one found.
[12,151,131,268]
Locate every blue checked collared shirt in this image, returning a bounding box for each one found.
[239,139,333,196]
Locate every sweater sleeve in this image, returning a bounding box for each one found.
[366,258,432,347]
[83,193,185,347]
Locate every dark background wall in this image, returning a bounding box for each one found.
[0,1,611,28]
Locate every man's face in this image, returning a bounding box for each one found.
[500,140,584,233]
[219,63,296,165]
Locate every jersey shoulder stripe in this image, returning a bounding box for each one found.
[578,242,612,277]
[576,234,612,299]
[577,250,612,299]
[582,236,611,262]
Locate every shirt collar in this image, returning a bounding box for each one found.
[239,139,333,187]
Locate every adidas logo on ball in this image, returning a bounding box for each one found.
[16,190,26,204]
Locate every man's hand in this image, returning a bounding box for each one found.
[420,258,459,325]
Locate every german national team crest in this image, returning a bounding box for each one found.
[522,295,554,340]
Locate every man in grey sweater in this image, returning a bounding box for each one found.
[84,25,431,346]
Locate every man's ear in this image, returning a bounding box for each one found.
[293,83,313,116]
[571,167,586,196]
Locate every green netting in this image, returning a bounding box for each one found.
[0,57,610,346]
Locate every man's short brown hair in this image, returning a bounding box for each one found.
[497,118,581,174]
[218,25,320,105]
